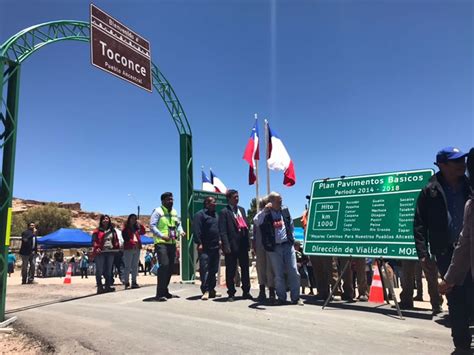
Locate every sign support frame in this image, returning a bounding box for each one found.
[379,257,404,320]
[322,256,351,309]
[322,255,404,320]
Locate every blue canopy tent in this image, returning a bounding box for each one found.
[39,228,154,249]
[141,236,154,245]
[294,227,304,243]
[38,228,92,249]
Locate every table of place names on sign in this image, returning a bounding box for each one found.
[303,170,433,259]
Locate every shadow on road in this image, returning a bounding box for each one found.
[212,296,254,303]
[248,302,267,310]
[7,293,98,314]
[247,301,291,310]
[186,295,202,301]
[301,295,433,320]
[142,296,159,302]
[434,314,451,328]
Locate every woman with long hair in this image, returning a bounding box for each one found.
[122,214,145,289]
[92,215,120,294]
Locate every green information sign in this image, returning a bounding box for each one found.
[303,169,433,259]
[193,190,227,215]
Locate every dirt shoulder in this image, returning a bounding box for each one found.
[3,272,160,354]
[6,272,158,313]
[0,327,54,354]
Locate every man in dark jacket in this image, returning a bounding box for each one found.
[219,189,252,301]
[193,196,221,300]
[405,147,471,349]
[439,148,474,352]
[19,222,37,284]
[260,192,302,305]
[53,248,65,277]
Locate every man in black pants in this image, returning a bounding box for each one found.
[20,222,37,284]
[219,189,252,302]
[150,192,185,302]
[440,148,474,352]
[413,147,471,350]
[193,196,222,300]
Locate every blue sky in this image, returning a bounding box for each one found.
[1,0,472,219]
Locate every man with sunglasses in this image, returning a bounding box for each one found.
[408,147,471,349]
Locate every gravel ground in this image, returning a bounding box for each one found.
[0,327,53,354]
[5,271,158,313]
[2,271,160,353]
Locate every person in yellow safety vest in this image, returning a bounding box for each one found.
[150,192,185,302]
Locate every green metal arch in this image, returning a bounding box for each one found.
[0,20,192,135]
[0,20,196,317]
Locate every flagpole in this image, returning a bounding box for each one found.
[254,113,260,211]
[210,167,216,193]
[265,119,270,194]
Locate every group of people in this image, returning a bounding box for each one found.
[92,213,145,293]
[193,188,376,306]
[16,146,474,351]
[193,189,303,305]
[16,228,89,284]
[16,213,149,292]
[191,146,474,351]
[35,249,90,278]
[17,223,91,283]
[299,147,474,351]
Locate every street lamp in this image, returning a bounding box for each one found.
[127,193,140,219]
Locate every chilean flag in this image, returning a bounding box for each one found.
[242,120,259,185]
[266,123,296,186]
[202,170,215,192]
[210,169,227,193]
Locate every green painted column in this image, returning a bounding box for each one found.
[179,133,194,281]
[0,59,21,321]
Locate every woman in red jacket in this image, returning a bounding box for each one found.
[92,215,120,294]
[122,214,145,289]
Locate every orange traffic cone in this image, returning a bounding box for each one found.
[63,264,72,284]
[368,261,384,303]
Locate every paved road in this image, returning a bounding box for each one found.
[15,284,454,354]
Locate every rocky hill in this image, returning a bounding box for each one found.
[12,198,150,233]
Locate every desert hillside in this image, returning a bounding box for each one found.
[12,198,151,233]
